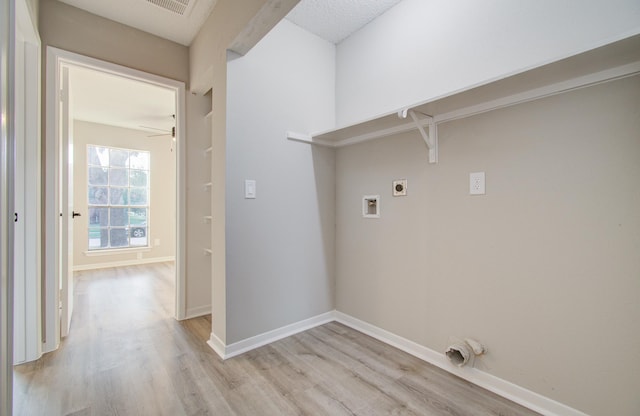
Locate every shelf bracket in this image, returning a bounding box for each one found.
[399,109,438,163]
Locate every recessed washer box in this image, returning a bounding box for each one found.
[362,195,380,218]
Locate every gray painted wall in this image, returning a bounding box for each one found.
[336,75,640,416]
[225,19,335,343]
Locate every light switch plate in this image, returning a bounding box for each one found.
[470,172,485,195]
[245,180,256,199]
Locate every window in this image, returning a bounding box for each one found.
[87,145,150,250]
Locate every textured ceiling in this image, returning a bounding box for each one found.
[287,0,403,44]
[58,0,217,46]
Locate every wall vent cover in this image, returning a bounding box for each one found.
[144,0,194,16]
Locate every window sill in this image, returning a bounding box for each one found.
[84,247,152,257]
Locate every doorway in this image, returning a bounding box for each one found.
[44,48,187,353]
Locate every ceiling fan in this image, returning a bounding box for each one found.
[140,114,175,137]
[142,125,176,138]
[139,114,176,151]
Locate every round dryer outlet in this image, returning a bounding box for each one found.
[392,179,407,196]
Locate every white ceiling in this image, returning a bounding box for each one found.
[58,0,218,46]
[59,0,403,46]
[286,0,403,44]
[69,65,176,134]
[62,0,403,130]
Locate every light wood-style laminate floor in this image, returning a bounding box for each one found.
[14,263,540,416]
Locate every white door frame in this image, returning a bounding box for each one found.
[44,47,187,352]
[0,0,15,412]
[58,65,72,339]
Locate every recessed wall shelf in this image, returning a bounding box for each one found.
[200,90,213,278]
[287,35,640,163]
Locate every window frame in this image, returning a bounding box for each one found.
[86,144,151,251]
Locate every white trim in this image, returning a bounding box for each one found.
[45,47,187,353]
[334,311,589,416]
[286,131,335,148]
[72,256,175,272]
[0,0,15,411]
[83,247,152,256]
[207,332,226,359]
[43,49,59,353]
[204,310,588,414]
[434,61,640,127]
[208,311,336,360]
[175,78,187,320]
[334,62,640,148]
[333,120,424,148]
[303,56,640,150]
[184,304,211,320]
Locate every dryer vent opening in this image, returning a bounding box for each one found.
[446,344,470,366]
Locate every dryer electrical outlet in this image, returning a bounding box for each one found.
[393,179,407,196]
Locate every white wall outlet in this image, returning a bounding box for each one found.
[470,172,486,195]
[245,179,256,199]
[392,179,407,196]
[154,238,160,246]
[362,195,380,218]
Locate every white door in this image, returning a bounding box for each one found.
[0,0,13,412]
[59,65,74,337]
[13,0,41,365]
[13,25,27,364]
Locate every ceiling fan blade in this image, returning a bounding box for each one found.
[140,125,170,132]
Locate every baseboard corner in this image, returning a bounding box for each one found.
[207,332,226,360]
[222,310,337,360]
[185,305,211,320]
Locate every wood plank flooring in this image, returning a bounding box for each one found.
[13,263,540,415]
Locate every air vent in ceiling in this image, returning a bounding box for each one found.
[144,0,194,16]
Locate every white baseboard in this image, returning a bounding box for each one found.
[73,256,175,271]
[207,332,226,359]
[334,311,588,416]
[185,305,211,320]
[204,310,587,416]
[207,311,335,360]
